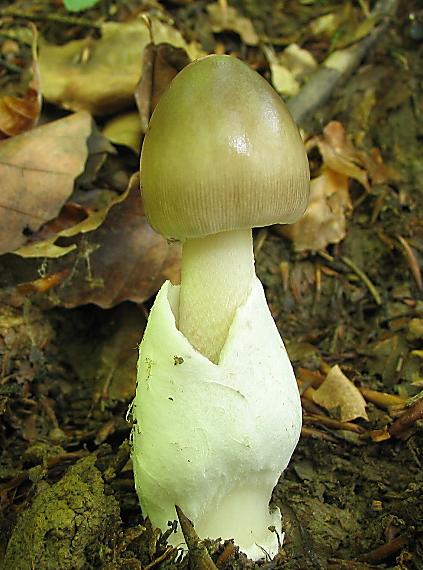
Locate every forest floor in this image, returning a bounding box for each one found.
[0,0,422,569]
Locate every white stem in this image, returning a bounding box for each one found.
[178,229,255,363]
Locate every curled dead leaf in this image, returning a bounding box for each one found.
[278,168,352,252]
[309,121,371,191]
[207,2,259,45]
[280,121,393,252]
[103,111,143,154]
[39,20,198,116]
[280,44,318,82]
[263,43,317,97]
[262,45,299,97]
[0,111,92,255]
[135,42,191,133]
[0,25,41,139]
[14,174,181,308]
[312,365,368,422]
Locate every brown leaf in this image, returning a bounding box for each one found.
[361,147,397,185]
[135,42,191,132]
[15,186,131,259]
[32,174,181,308]
[0,26,41,139]
[207,3,259,45]
[278,168,352,251]
[312,365,368,422]
[39,20,195,116]
[0,111,92,255]
[310,121,371,191]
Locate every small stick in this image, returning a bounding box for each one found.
[341,256,382,305]
[304,413,365,434]
[0,8,101,29]
[358,534,408,563]
[397,235,423,291]
[279,261,289,293]
[297,367,325,387]
[314,262,321,303]
[389,396,423,438]
[253,228,268,256]
[328,558,383,569]
[0,451,88,494]
[359,387,405,410]
[103,439,131,482]
[318,250,335,263]
[301,394,323,415]
[144,546,178,569]
[215,542,235,566]
[287,0,398,126]
[301,426,338,443]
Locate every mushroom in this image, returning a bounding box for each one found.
[131,54,310,560]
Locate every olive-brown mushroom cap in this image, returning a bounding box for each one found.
[141,54,310,240]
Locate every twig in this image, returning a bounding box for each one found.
[215,542,236,566]
[102,439,131,482]
[358,534,409,563]
[144,546,178,569]
[328,559,381,569]
[341,256,382,305]
[304,413,366,434]
[0,451,88,494]
[301,394,324,415]
[389,396,423,438]
[397,235,423,291]
[287,0,398,126]
[359,387,405,410]
[301,426,338,442]
[0,8,101,29]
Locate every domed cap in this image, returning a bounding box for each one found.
[141,55,310,240]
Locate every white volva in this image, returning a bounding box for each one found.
[131,276,302,560]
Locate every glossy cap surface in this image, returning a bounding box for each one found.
[141,54,310,239]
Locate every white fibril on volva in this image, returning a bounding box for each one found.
[132,276,302,560]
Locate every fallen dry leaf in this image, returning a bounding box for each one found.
[310,121,371,191]
[263,43,318,98]
[312,365,368,422]
[280,43,318,82]
[15,175,181,308]
[278,168,352,251]
[279,121,392,251]
[0,111,92,255]
[103,111,143,154]
[361,147,396,185]
[39,19,198,116]
[0,26,41,139]
[262,45,299,97]
[135,42,191,132]
[207,2,259,45]
[15,186,129,259]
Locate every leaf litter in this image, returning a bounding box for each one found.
[0,0,422,569]
[0,111,92,254]
[0,25,41,139]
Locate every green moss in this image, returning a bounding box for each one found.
[3,456,120,570]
